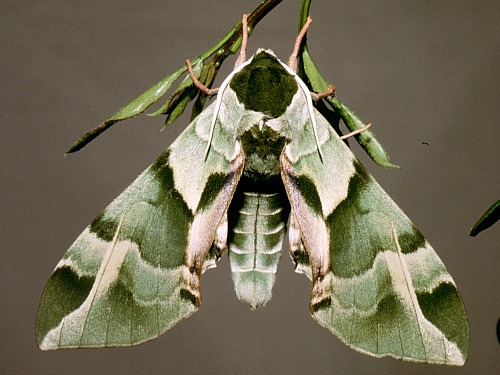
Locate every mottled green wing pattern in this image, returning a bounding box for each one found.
[280,108,469,365]
[37,46,469,364]
[36,103,244,349]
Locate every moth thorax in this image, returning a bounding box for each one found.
[240,124,286,179]
[229,51,298,118]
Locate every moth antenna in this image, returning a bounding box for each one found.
[294,78,324,162]
[204,104,218,160]
[339,123,372,140]
[288,16,312,73]
[187,58,219,159]
[186,59,219,96]
[234,14,250,68]
[312,115,324,163]
[204,79,231,160]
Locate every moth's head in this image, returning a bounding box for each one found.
[228,50,299,118]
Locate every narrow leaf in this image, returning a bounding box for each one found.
[149,60,204,117]
[470,200,500,236]
[67,67,186,153]
[164,88,198,127]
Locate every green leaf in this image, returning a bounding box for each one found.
[67,67,186,153]
[164,87,199,127]
[149,60,204,117]
[470,200,500,236]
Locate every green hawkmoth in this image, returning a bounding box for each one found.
[36,17,469,365]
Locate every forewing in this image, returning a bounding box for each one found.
[280,108,469,365]
[36,103,244,349]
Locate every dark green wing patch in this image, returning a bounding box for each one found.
[327,161,426,278]
[35,267,94,344]
[417,283,470,357]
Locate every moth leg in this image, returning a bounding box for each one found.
[211,213,228,262]
[287,16,313,72]
[308,80,370,141]
[310,84,336,101]
[186,59,219,96]
[339,123,372,140]
[288,212,312,280]
[234,14,250,67]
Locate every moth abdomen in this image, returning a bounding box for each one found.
[227,188,290,309]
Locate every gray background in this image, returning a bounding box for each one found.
[2,1,499,374]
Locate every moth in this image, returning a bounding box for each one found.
[36,16,469,365]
